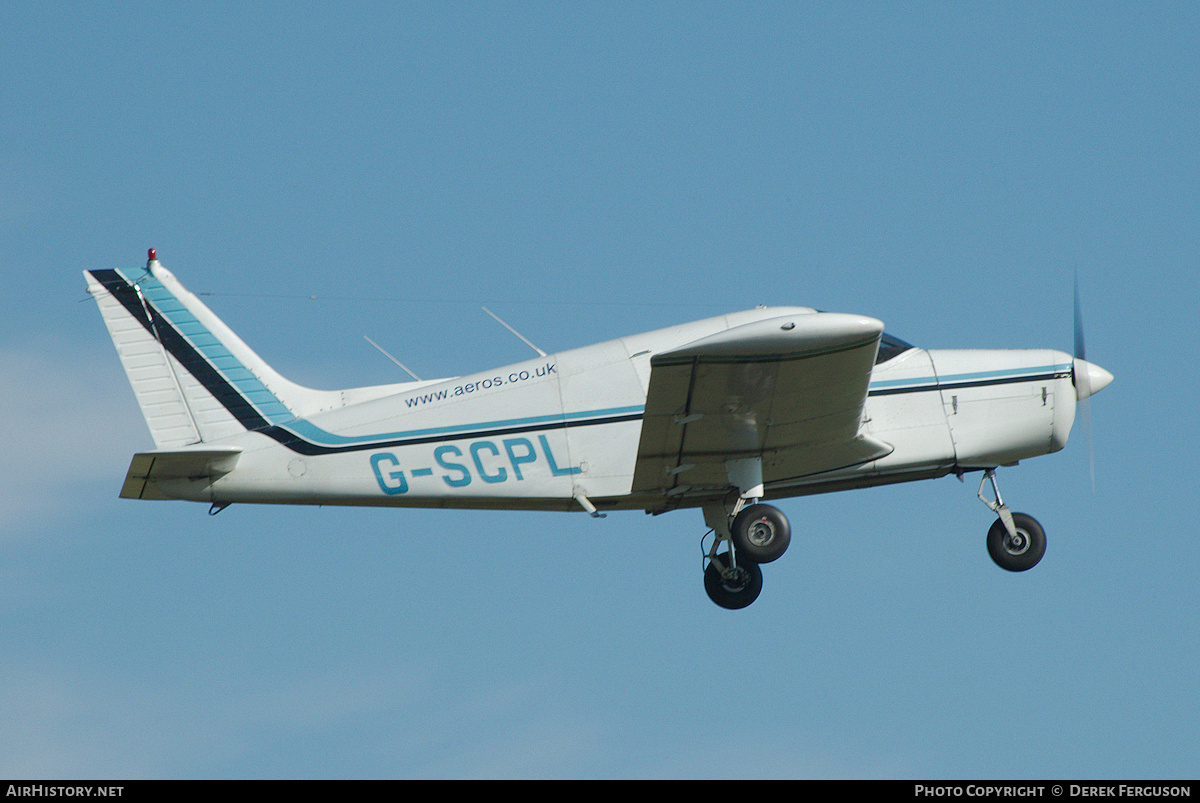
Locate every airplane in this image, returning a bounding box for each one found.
[84,249,1113,609]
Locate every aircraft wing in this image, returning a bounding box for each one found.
[632,313,892,499]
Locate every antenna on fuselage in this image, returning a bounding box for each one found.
[481,306,547,357]
[363,335,422,381]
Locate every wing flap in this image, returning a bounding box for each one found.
[632,312,890,496]
[120,447,243,500]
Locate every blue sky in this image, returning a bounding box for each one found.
[2,2,1197,779]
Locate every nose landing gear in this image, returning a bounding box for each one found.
[977,469,1046,572]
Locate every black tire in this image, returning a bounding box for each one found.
[987,512,1046,572]
[704,553,763,609]
[731,503,791,564]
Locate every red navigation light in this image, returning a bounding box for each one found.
[148,248,157,261]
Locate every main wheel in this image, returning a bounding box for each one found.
[731,503,791,564]
[987,512,1046,572]
[704,553,763,609]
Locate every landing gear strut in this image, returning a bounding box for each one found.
[977,470,1046,572]
[701,499,792,609]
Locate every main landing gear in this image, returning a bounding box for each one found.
[701,500,792,609]
[697,469,1043,607]
[977,469,1046,572]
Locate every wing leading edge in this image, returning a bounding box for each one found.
[632,312,892,500]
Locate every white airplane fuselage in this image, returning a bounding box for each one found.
[148,309,1081,514]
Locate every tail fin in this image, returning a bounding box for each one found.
[85,250,343,448]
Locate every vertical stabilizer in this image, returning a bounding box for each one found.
[84,250,344,447]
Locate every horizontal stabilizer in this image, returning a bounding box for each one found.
[120,447,242,500]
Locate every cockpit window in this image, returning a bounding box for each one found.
[876,333,914,364]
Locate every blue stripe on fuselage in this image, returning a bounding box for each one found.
[868,364,1072,396]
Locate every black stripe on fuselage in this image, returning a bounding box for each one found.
[868,370,1071,397]
[264,411,646,457]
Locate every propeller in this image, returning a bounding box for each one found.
[1072,275,1114,490]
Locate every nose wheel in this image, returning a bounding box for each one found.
[986,512,1046,571]
[977,470,1046,572]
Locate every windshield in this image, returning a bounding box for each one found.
[876,333,914,364]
